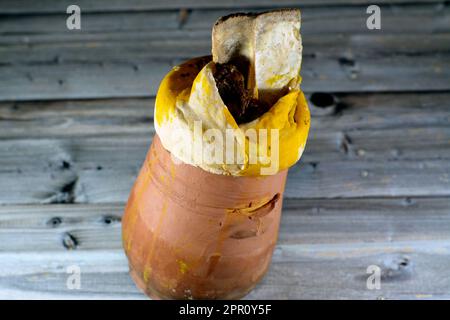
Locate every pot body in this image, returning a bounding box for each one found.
[122,135,287,299]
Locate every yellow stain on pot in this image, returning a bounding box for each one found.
[124,145,162,252]
[177,260,190,274]
[123,159,154,252]
[143,266,152,283]
[155,57,310,176]
[142,200,168,283]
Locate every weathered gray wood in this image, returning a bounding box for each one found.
[2,247,450,299]
[0,198,449,299]
[0,30,212,46]
[186,4,450,34]
[0,137,448,204]
[0,110,449,163]
[1,34,449,100]
[0,136,449,202]
[1,93,449,138]
[0,98,154,138]
[1,0,449,300]
[0,0,443,14]
[1,5,449,38]
[1,55,446,100]
[284,160,450,199]
[280,197,450,244]
[0,91,449,204]
[2,33,449,65]
[1,198,449,251]
[249,245,450,300]
[0,60,173,101]
[1,4,449,100]
[0,10,180,35]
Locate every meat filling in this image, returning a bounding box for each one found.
[213,63,270,124]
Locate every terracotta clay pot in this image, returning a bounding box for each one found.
[122,135,288,299]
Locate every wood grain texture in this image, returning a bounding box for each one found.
[0,0,443,14]
[1,4,449,36]
[1,33,449,100]
[2,248,449,299]
[0,142,447,203]
[0,139,448,204]
[0,198,449,299]
[0,92,449,204]
[186,4,450,35]
[4,33,449,63]
[1,1,449,300]
[1,93,449,138]
[1,3,449,100]
[2,34,449,67]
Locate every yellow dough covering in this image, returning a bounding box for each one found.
[154,9,310,176]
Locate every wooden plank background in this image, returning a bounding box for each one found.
[0,0,449,299]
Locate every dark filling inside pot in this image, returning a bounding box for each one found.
[213,63,271,124]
